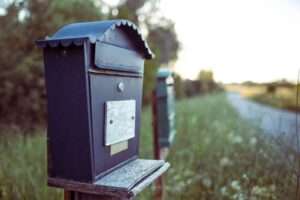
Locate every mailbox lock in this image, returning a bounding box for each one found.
[62,49,67,56]
[117,82,125,92]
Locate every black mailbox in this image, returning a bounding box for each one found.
[154,68,176,148]
[37,20,157,183]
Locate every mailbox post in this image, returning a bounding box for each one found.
[37,20,169,200]
[151,68,176,200]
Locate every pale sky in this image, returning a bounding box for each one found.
[159,0,300,83]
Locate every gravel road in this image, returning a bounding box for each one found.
[227,92,300,148]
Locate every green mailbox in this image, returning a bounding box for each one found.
[154,68,176,148]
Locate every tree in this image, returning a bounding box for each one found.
[197,70,216,93]
[0,0,104,128]
[198,70,214,83]
[266,84,276,94]
[0,0,179,127]
[108,0,180,103]
[174,73,185,99]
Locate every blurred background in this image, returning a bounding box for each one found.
[0,0,300,199]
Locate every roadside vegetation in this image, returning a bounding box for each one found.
[226,82,299,112]
[0,93,295,200]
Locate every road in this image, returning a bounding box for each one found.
[227,93,300,148]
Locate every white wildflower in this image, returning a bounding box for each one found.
[220,157,232,167]
[186,178,193,185]
[233,193,246,200]
[249,137,257,146]
[232,136,243,144]
[202,177,212,188]
[231,180,241,191]
[242,174,249,181]
[220,186,227,196]
[251,186,267,196]
[228,131,235,139]
[270,184,276,192]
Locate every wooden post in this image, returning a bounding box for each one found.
[152,91,160,160]
[64,190,128,200]
[151,91,164,200]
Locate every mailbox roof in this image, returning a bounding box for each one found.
[157,68,173,78]
[36,20,153,59]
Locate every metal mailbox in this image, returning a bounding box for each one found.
[36,20,155,183]
[154,68,176,148]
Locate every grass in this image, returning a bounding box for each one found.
[225,84,299,112]
[225,84,267,97]
[0,93,296,199]
[0,132,62,200]
[251,92,299,112]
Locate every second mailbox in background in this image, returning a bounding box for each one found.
[155,68,176,148]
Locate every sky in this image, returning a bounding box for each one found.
[0,1,298,83]
[159,0,300,83]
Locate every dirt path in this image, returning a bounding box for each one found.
[227,93,300,146]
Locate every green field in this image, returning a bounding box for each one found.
[0,94,296,200]
[226,84,299,112]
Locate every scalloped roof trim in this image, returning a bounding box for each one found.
[36,20,154,59]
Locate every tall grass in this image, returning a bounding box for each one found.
[163,94,294,199]
[0,132,62,200]
[226,84,298,111]
[0,93,295,199]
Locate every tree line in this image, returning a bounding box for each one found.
[0,0,179,129]
[174,70,223,99]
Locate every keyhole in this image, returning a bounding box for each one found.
[109,120,113,124]
[62,49,67,56]
[117,82,125,92]
[131,116,135,120]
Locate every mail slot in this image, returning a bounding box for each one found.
[37,20,154,183]
[154,68,176,148]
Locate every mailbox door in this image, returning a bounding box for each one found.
[89,73,142,180]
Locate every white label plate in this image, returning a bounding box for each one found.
[105,100,136,146]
